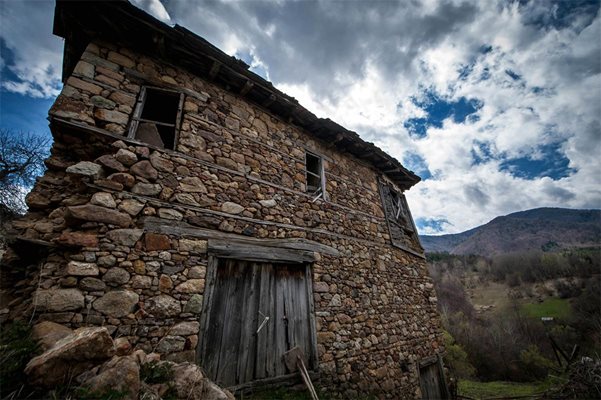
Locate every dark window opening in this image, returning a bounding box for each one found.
[129,87,183,150]
[305,152,322,194]
[380,181,421,252]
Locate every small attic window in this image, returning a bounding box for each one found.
[305,151,326,200]
[380,181,422,253]
[128,87,184,150]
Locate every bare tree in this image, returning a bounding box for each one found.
[0,129,50,214]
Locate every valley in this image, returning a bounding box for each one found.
[423,208,601,399]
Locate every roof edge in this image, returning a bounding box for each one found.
[53,0,421,190]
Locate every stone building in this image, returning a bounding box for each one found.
[2,1,447,398]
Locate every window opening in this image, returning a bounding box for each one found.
[305,151,325,201]
[129,87,183,150]
[380,180,421,252]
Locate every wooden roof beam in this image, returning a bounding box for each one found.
[239,80,254,96]
[208,60,221,80]
[262,93,276,108]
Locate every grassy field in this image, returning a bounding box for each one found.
[458,378,557,399]
[521,298,571,319]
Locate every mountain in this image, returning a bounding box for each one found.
[420,207,601,255]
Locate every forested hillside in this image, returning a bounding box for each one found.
[421,208,600,255]
[423,208,601,398]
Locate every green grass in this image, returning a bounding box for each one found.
[521,298,571,319]
[240,388,347,400]
[458,379,556,399]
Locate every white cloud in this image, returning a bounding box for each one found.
[0,0,63,98]
[159,0,600,233]
[131,0,172,24]
[2,0,599,234]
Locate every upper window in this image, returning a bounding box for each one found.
[128,86,184,150]
[379,181,421,253]
[305,151,326,200]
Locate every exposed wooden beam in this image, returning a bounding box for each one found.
[208,60,221,80]
[239,80,254,96]
[262,93,276,108]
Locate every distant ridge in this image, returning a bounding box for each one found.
[420,207,601,255]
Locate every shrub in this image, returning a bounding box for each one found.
[0,320,40,397]
[519,345,554,380]
[443,330,475,379]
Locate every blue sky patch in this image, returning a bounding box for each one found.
[404,89,482,138]
[505,69,522,81]
[403,153,432,180]
[499,141,576,180]
[415,217,450,233]
[0,91,54,138]
[234,49,269,80]
[520,0,600,31]
[471,140,495,165]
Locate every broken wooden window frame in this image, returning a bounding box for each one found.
[378,178,424,257]
[304,151,327,201]
[127,85,185,150]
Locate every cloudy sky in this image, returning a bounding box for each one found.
[1,0,600,234]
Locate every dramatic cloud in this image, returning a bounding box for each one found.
[0,1,63,98]
[1,0,599,234]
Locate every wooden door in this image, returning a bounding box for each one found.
[199,258,315,387]
[419,362,447,399]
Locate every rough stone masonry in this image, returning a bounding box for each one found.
[0,1,446,398]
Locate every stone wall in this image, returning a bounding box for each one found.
[3,40,444,398]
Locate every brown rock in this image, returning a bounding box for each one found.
[65,261,99,276]
[25,327,115,387]
[202,380,235,400]
[119,199,144,215]
[91,192,116,208]
[149,152,174,172]
[107,51,135,68]
[96,155,127,172]
[93,290,138,317]
[145,233,171,251]
[179,177,207,193]
[34,289,85,312]
[175,279,204,294]
[66,161,103,179]
[179,239,207,253]
[133,260,146,274]
[131,182,162,196]
[67,204,132,227]
[108,172,135,188]
[172,362,204,400]
[26,192,51,208]
[115,149,138,166]
[106,229,144,246]
[95,179,124,191]
[130,160,158,181]
[31,321,73,351]
[81,355,140,399]
[216,156,238,170]
[94,109,129,125]
[66,77,103,95]
[109,92,136,107]
[56,231,99,247]
[114,338,132,356]
[144,295,181,317]
[159,275,173,293]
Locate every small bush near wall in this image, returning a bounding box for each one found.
[0,320,40,397]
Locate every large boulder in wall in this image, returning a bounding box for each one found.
[24,327,115,387]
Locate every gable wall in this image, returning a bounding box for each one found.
[6,41,443,398]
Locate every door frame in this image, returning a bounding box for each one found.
[418,353,449,400]
[197,240,320,390]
